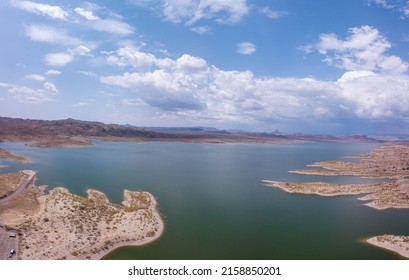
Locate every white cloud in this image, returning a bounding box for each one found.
[259,7,288,19]
[43,82,59,94]
[139,0,249,25]
[87,18,135,36]
[12,0,68,19]
[302,25,408,73]
[44,52,74,67]
[366,0,409,18]
[70,45,92,56]
[236,42,256,55]
[101,46,409,126]
[25,74,45,81]
[337,71,409,118]
[366,0,395,8]
[4,83,56,103]
[0,82,13,88]
[19,4,133,37]
[25,24,82,46]
[45,69,61,75]
[73,4,135,36]
[106,47,157,69]
[176,54,208,72]
[74,7,99,20]
[101,51,337,116]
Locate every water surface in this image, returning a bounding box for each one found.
[1,141,407,259]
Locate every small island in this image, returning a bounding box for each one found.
[264,143,409,258]
[0,149,164,260]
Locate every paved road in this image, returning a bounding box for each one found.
[0,227,16,260]
[0,170,34,259]
[0,170,35,206]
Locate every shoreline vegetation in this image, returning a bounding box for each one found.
[0,149,164,260]
[263,143,409,259]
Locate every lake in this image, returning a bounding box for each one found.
[1,141,408,259]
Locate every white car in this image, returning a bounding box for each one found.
[9,249,15,258]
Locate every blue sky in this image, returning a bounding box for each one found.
[1,0,409,134]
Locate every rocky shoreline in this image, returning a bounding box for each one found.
[264,143,409,258]
[0,148,164,260]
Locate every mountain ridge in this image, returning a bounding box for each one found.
[0,116,382,147]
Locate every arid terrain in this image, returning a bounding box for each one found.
[0,116,379,147]
[1,123,408,259]
[264,143,409,258]
[0,149,164,260]
[0,147,31,162]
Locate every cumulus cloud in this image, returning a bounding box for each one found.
[101,50,338,117]
[44,52,74,67]
[337,71,409,119]
[12,0,68,20]
[106,47,157,69]
[70,45,92,56]
[302,25,408,73]
[101,38,409,128]
[43,82,59,94]
[1,82,56,103]
[236,42,256,55]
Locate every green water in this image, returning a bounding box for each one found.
[1,141,408,259]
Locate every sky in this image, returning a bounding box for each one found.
[0,0,409,134]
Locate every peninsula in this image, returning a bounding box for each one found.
[0,147,31,162]
[263,142,409,258]
[0,149,163,260]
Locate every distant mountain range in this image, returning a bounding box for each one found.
[0,116,383,147]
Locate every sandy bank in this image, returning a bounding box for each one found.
[0,171,164,260]
[0,147,31,162]
[367,235,409,259]
[263,143,409,258]
[263,179,409,210]
[289,143,409,180]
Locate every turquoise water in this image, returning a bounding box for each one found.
[1,141,408,259]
